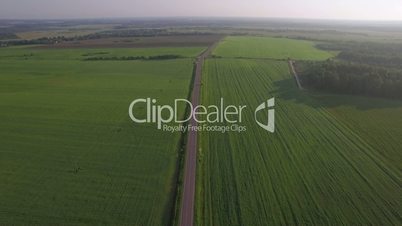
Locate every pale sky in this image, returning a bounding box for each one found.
[1,0,402,20]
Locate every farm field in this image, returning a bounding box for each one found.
[0,46,202,225]
[196,58,401,225]
[213,36,335,60]
[312,94,402,170]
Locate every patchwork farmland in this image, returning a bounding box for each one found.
[1,26,401,226]
[196,37,401,225]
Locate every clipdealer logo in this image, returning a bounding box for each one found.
[255,98,275,133]
[128,98,275,133]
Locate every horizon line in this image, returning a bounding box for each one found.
[1,16,402,23]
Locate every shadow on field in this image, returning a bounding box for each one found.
[272,78,402,110]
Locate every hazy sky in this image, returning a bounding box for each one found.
[1,0,402,20]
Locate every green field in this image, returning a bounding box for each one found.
[315,94,402,170]
[0,46,203,225]
[213,36,334,60]
[196,57,401,225]
[2,34,401,226]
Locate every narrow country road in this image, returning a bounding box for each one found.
[179,42,219,226]
[288,60,303,90]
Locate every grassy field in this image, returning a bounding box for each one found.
[213,36,335,60]
[0,46,202,225]
[313,94,402,171]
[196,58,401,225]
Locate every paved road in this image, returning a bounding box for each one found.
[179,42,218,226]
[288,60,303,90]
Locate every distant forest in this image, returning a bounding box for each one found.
[0,29,215,47]
[0,33,18,40]
[298,42,402,100]
[297,60,402,99]
[83,54,182,61]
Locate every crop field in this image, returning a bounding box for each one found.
[196,58,401,225]
[213,36,335,60]
[312,94,402,170]
[0,46,202,225]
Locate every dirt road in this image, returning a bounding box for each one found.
[288,60,303,90]
[179,42,218,226]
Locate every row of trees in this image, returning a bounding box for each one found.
[0,33,17,40]
[0,29,215,47]
[297,60,402,100]
[84,55,182,61]
[0,37,61,46]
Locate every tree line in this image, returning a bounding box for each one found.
[83,55,182,61]
[316,41,402,69]
[0,29,215,47]
[297,60,402,100]
[0,33,18,40]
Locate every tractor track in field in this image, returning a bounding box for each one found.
[288,60,303,90]
[178,41,219,226]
